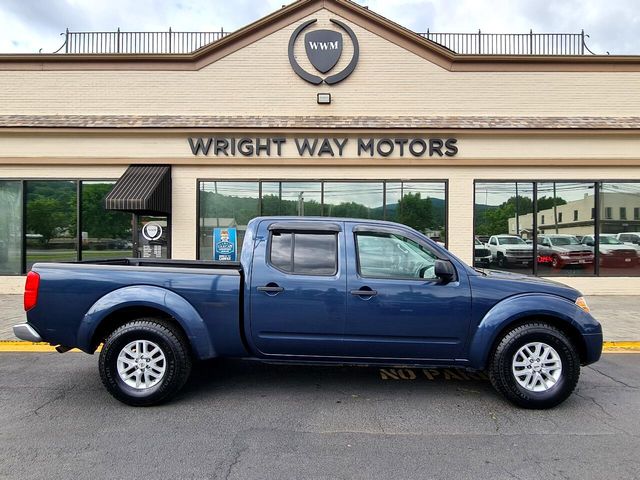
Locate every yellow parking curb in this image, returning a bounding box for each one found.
[0,341,98,353]
[0,340,639,353]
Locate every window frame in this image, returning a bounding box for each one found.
[267,230,339,277]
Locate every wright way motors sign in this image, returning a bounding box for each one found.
[188,137,458,158]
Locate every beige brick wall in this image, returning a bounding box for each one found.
[1,9,640,117]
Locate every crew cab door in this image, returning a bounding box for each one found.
[344,223,471,360]
[249,220,346,356]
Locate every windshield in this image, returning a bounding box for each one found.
[550,236,580,246]
[600,236,623,245]
[498,237,526,245]
[475,238,483,246]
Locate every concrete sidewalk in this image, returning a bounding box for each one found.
[0,294,639,342]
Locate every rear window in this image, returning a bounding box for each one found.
[270,232,337,275]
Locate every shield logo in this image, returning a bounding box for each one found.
[304,30,342,73]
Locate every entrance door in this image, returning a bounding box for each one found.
[250,221,346,356]
[344,223,471,360]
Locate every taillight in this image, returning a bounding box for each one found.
[24,271,40,311]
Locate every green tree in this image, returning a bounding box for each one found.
[397,192,434,232]
[26,197,73,243]
[82,183,132,239]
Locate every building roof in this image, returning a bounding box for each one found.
[1,0,640,72]
[1,115,640,130]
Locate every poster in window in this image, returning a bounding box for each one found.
[214,227,237,261]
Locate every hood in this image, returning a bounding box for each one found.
[502,245,533,251]
[552,245,591,253]
[471,268,581,302]
[600,244,637,253]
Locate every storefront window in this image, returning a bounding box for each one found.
[599,183,640,277]
[536,182,595,277]
[386,182,447,244]
[0,181,22,274]
[323,182,384,219]
[474,182,534,273]
[26,181,78,270]
[199,182,259,260]
[261,182,322,216]
[81,181,133,260]
[198,180,448,260]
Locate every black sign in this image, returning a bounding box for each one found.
[188,137,458,158]
[289,19,359,85]
[305,30,342,73]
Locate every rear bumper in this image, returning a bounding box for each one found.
[13,323,43,342]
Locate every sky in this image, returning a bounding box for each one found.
[0,0,639,55]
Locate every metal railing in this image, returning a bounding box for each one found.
[52,28,596,55]
[55,28,230,54]
[418,30,596,55]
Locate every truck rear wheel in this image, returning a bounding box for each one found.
[488,322,580,409]
[99,318,192,406]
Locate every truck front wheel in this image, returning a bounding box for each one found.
[488,322,580,409]
[99,318,192,406]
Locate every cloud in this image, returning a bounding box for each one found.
[0,0,638,54]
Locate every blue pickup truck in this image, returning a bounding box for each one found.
[14,217,602,408]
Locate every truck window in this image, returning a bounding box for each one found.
[356,232,437,279]
[269,232,337,275]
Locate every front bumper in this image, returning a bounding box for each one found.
[582,332,604,365]
[13,323,43,342]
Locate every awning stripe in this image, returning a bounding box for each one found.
[105,165,171,215]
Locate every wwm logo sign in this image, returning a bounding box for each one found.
[307,40,340,50]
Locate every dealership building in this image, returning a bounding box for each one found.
[1,0,640,294]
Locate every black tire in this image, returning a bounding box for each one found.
[488,322,580,409]
[99,318,192,406]
[551,255,561,269]
[497,254,507,268]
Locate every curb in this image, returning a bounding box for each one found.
[0,340,639,353]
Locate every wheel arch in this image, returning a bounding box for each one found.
[484,314,587,368]
[468,294,588,370]
[77,285,216,359]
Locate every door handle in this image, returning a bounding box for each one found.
[257,284,285,294]
[350,288,377,297]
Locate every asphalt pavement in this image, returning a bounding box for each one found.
[1,353,638,480]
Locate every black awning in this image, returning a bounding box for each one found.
[105,165,171,215]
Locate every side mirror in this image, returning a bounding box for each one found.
[434,259,456,283]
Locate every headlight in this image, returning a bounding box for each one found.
[575,296,590,313]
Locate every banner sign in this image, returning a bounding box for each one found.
[214,227,237,261]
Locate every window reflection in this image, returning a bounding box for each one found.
[81,181,133,260]
[386,182,446,244]
[26,181,78,269]
[323,182,384,219]
[261,182,322,216]
[599,183,640,276]
[198,181,447,260]
[198,182,259,260]
[474,182,534,273]
[536,182,595,277]
[0,181,22,274]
